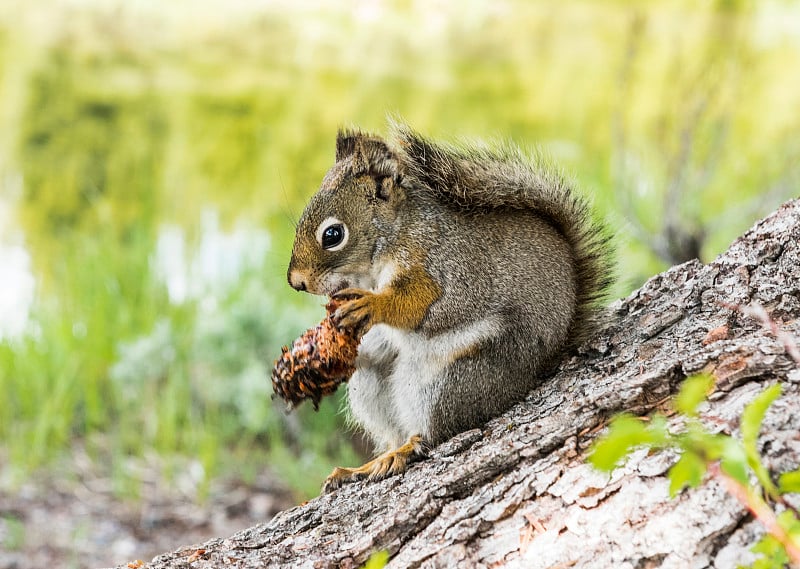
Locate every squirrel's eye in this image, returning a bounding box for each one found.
[322,225,344,248]
[316,217,349,251]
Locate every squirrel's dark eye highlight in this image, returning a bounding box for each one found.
[322,224,344,249]
[315,217,349,251]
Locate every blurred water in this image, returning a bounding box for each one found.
[0,240,34,338]
[0,181,34,338]
[154,208,272,305]
[0,204,272,338]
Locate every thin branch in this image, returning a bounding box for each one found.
[717,301,800,365]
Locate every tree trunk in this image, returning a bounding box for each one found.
[125,199,800,569]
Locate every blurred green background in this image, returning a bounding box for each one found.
[0,0,798,506]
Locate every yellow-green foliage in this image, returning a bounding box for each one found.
[0,1,797,498]
[590,380,800,568]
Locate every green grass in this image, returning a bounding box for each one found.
[0,0,797,500]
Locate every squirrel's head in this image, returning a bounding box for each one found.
[288,129,407,296]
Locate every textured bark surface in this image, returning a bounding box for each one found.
[125,199,800,569]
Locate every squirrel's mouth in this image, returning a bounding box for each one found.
[324,279,350,297]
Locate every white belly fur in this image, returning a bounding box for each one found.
[348,316,501,450]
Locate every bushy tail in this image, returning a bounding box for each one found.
[391,123,614,345]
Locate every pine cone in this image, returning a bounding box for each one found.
[271,298,360,410]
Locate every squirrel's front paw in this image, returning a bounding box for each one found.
[331,288,376,334]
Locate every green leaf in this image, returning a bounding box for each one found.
[719,438,749,486]
[681,420,722,456]
[779,470,800,494]
[589,414,654,472]
[776,510,800,539]
[674,374,714,416]
[362,550,389,569]
[747,534,789,569]
[741,384,783,497]
[741,384,782,451]
[668,451,707,497]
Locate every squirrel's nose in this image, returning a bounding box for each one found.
[288,270,308,292]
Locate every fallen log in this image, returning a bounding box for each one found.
[124,199,800,569]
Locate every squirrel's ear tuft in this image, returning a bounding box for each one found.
[335,129,361,162]
[336,128,400,178]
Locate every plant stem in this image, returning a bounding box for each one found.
[709,462,800,566]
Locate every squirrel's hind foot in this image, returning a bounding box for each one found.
[321,435,428,494]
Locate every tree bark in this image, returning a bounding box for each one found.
[126,199,800,569]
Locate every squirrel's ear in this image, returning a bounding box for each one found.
[336,129,400,175]
[336,129,388,165]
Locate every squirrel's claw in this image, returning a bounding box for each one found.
[331,288,375,335]
[321,435,427,494]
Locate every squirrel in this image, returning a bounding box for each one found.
[287,122,613,493]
